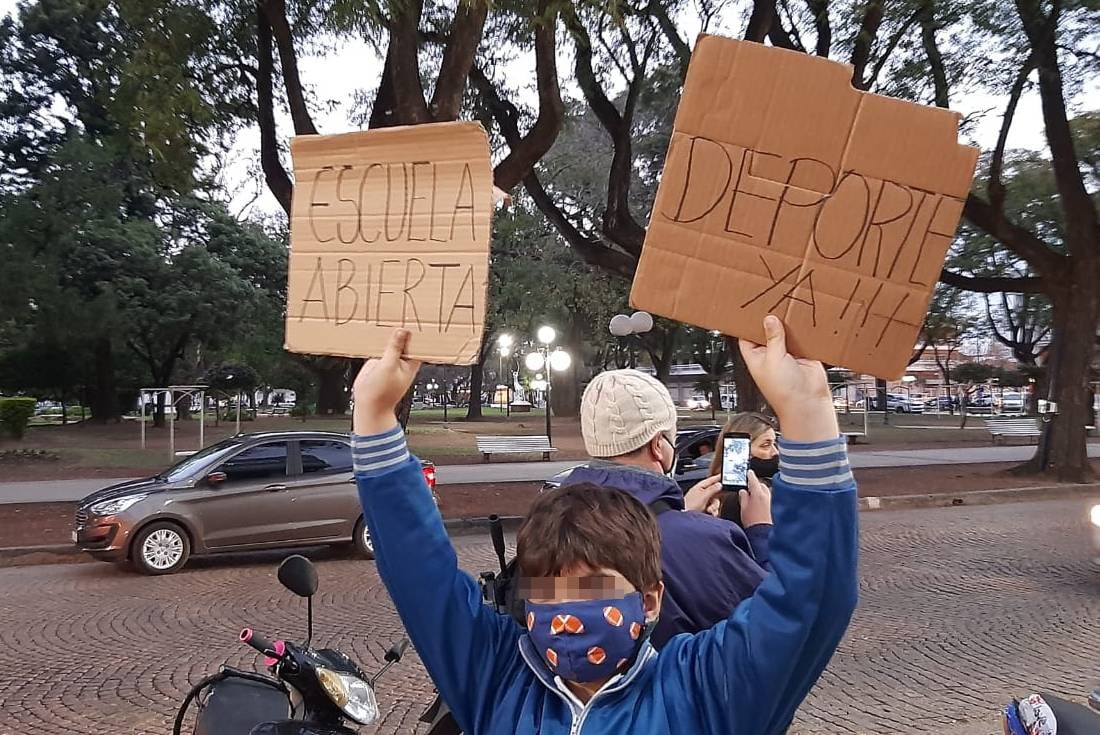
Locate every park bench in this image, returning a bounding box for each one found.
[476,435,558,462]
[985,418,1041,444]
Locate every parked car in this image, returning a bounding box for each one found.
[541,425,722,495]
[685,395,710,411]
[885,394,922,413]
[73,431,437,575]
[1000,392,1026,413]
[925,395,960,411]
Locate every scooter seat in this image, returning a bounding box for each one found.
[1044,695,1100,735]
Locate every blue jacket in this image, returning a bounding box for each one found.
[355,428,858,735]
[561,462,772,648]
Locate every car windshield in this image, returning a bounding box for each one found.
[157,439,246,483]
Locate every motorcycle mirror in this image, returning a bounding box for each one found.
[278,554,318,598]
[384,637,409,663]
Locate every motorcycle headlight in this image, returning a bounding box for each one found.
[89,495,147,515]
[316,666,378,725]
[1090,504,1100,528]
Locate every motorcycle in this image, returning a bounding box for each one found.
[1002,689,1100,735]
[174,554,409,735]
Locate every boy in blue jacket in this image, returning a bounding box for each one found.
[354,316,858,735]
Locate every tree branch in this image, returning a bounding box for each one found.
[964,192,1064,278]
[563,8,623,138]
[370,46,400,129]
[429,0,489,121]
[939,267,1044,294]
[804,0,831,56]
[389,0,431,124]
[866,8,922,91]
[917,0,949,107]
[1014,0,1100,252]
[989,52,1037,212]
[646,1,691,75]
[525,172,638,280]
[464,1,564,190]
[261,0,317,136]
[745,0,777,43]
[255,6,292,215]
[850,0,885,90]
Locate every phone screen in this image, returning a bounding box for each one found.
[721,434,751,489]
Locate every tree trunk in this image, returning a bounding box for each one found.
[89,337,120,423]
[731,343,765,413]
[1025,285,1100,481]
[876,378,889,425]
[315,362,349,415]
[396,387,414,429]
[154,390,167,428]
[465,360,486,420]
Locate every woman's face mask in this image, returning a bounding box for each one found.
[525,592,648,683]
[748,454,780,479]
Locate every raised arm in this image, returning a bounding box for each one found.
[666,316,859,735]
[353,330,522,734]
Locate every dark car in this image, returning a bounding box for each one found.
[73,431,437,575]
[541,425,722,494]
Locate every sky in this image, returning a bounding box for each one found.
[2,0,1096,219]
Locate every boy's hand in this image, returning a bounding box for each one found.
[683,474,722,513]
[353,329,422,436]
[739,471,773,527]
[739,315,837,443]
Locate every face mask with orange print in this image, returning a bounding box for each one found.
[524,592,647,683]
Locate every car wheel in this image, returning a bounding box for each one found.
[353,518,376,560]
[131,522,190,575]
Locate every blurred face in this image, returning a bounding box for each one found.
[521,562,663,621]
[751,428,778,460]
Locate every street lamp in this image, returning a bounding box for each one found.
[426,380,447,422]
[524,326,569,443]
[609,311,653,367]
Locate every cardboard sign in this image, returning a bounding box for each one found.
[285,122,493,364]
[631,37,979,379]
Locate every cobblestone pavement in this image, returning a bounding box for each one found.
[0,498,1097,735]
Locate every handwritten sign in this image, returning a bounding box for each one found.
[630,37,979,379]
[285,122,493,364]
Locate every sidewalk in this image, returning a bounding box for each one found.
[2,443,1099,504]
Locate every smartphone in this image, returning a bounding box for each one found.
[721,433,752,491]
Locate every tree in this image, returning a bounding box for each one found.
[241,0,565,421]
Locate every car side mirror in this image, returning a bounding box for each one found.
[206,471,227,487]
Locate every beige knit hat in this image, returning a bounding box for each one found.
[580,369,678,458]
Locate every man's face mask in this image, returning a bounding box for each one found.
[748,454,780,479]
[659,435,676,478]
[524,592,648,683]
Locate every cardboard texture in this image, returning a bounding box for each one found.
[630,37,979,379]
[285,122,493,365]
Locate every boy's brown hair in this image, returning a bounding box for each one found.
[516,482,662,591]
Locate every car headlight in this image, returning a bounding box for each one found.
[1090,504,1100,528]
[89,495,147,516]
[316,666,378,725]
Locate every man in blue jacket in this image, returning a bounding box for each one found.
[353,315,858,735]
[565,368,773,648]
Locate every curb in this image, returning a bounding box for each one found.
[1,485,1093,565]
[858,482,1100,512]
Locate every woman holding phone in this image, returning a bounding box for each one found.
[708,413,781,526]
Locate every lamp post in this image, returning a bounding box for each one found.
[497,334,514,417]
[609,311,654,368]
[524,326,571,443]
[426,380,446,422]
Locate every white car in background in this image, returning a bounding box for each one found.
[685,395,710,411]
[1000,392,1026,414]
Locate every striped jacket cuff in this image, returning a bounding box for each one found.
[778,436,853,488]
[352,426,410,477]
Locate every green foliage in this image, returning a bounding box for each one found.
[0,397,37,439]
[951,363,994,385]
